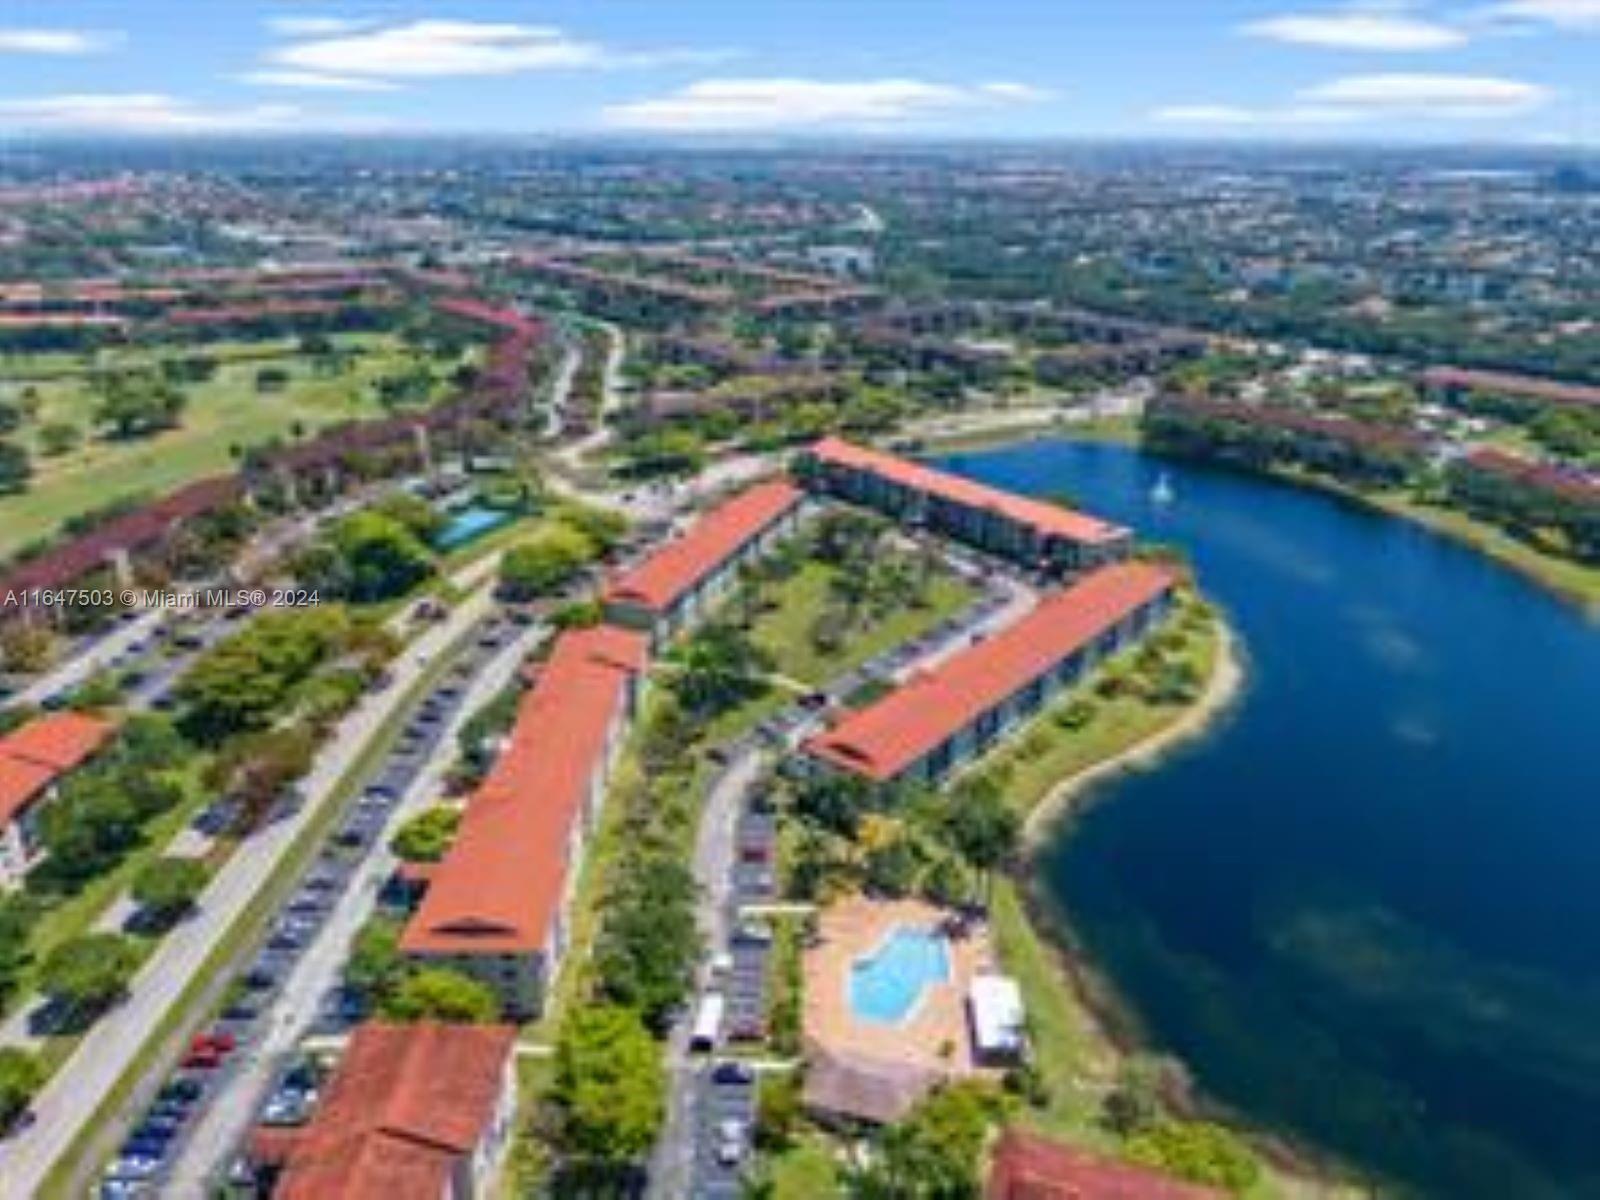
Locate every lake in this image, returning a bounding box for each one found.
[938,439,1600,1198]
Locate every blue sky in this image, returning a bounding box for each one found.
[0,1,1593,141]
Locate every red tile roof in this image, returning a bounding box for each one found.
[988,1130,1224,1200]
[401,625,648,957]
[0,712,117,827]
[1422,366,1600,410]
[805,563,1175,782]
[809,437,1128,546]
[604,480,804,614]
[0,757,60,831]
[1461,447,1600,504]
[271,1022,516,1200]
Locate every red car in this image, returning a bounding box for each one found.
[182,1046,220,1070]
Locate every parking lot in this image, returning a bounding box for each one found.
[97,611,526,1198]
[690,1061,758,1199]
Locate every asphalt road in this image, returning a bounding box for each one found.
[647,744,766,1200]
[161,614,545,1196]
[0,583,505,1200]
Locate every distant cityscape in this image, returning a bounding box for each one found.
[0,133,1594,1200]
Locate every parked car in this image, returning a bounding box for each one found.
[710,1060,755,1086]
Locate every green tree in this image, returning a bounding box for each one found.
[37,421,82,457]
[552,1005,665,1170]
[943,777,1021,885]
[851,1082,1002,1199]
[346,915,407,1004]
[0,439,31,494]
[38,774,141,884]
[0,1047,43,1130]
[131,856,209,926]
[0,895,39,1001]
[375,492,447,542]
[1124,1120,1261,1195]
[864,837,920,898]
[499,523,595,601]
[93,372,186,439]
[1101,1056,1164,1138]
[389,806,461,863]
[669,622,770,718]
[178,608,349,742]
[380,967,500,1023]
[594,853,700,1031]
[40,933,139,1022]
[922,854,975,908]
[328,511,435,602]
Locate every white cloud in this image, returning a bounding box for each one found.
[1155,71,1550,128]
[979,81,1058,103]
[267,16,373,38]
[240,69,401,92]
[1478,0,1600,28]
[602,77,1048,132]
[1242,9,1467,50]
[0,28,120,55]
[1298,71,1550,113]
[0,93,308,135]
[271,18,686,78]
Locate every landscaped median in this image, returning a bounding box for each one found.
[35,594,499,1199]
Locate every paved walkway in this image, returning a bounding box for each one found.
[163,616,546,1195]
[0,583,503,1200]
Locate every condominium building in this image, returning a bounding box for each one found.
[400,625,649,1018]
[803,562,1176,788]
[602,479,806,640]
[798,437,1131,573]
[0,711,117,885]
[253,1022,518,1200]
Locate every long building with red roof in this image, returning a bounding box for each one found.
[0,711,117,884]
[251,1022,518,1200]
[401,624,649,1017]
[603,479,806,639]
[987,1129,1224,1200]
[800,437,1131,573]
[804,562,1176,787]
[1421,366,1600,412]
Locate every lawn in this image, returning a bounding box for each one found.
[990,879,1122,1145]
[11,754,212,1014]
[764,1135,844,1199]
[745,558,977,688]
[0,334,467,560]
[973,594,1221,819]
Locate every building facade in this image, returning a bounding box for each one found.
[400,625,649,1018]
[803,563,1176,789]
[798,437,1131,574]
[602,479,806,641]
[255,1022,519,1200]
[0,712,116,886]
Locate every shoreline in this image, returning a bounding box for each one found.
[1021,615,1244,850]
[912,411,1599,617]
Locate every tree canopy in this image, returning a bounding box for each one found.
[379,967,500,1023]
[552,1005,666,1170]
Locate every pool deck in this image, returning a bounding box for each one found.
[803,896,992,1081]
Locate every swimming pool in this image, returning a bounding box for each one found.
[848,926,951,1025]
[433,505,513,551]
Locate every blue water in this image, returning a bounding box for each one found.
[433,505,512,551]
[849,926,952,1025]
[939,440,1600,1199]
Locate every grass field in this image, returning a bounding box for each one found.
[0,334,466,560]
[745,558,977,688]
